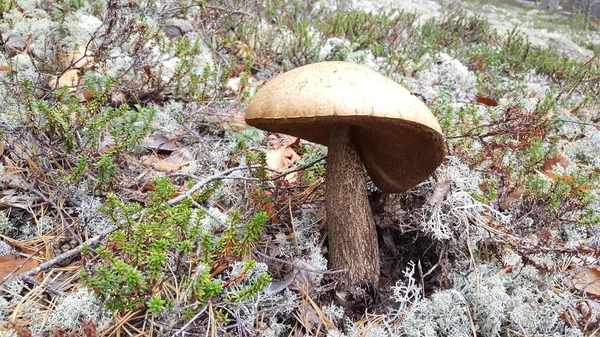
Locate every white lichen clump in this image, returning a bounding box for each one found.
[73,182,113,237]
[150,101,184,136]
[47,288,112,331]
[412,52,478,101]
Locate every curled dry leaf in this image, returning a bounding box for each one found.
[220,117,247,132]
[226,77,242,92]
[140,149,194,173]
[567,267,600,298]
[227,117,248,131]
[499,188,526,210]
[426,174,452,207]
[265,136,301,181]
[144,135,180,152]
[164,25,184,39]
[542,151,569,180]
[266,147,301,171]
[4,34,27,56]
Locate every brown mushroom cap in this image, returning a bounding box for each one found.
[245,61,445,193]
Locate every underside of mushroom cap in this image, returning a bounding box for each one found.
[245,61,446,193]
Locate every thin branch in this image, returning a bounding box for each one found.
[171,304,208,336]
[255,251,346,275]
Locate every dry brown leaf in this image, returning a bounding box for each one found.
[144,135,180,152]
[288,260,319,292]
[0,140,4,157]
[0,65,11,71]
[476,95,498,107]
[266,147,301,170]
[542,152,569,175]
[427,175,452,207]
[58,46,95,69]
[140,149,194,173]
[7,320,32,337]
[226,117,247,131]
[499,188,525,210]
[0,254,38,280]
[141,155,177,172]
[164,25,184,39]
[81,320,98,337]
[265,135,301,183]
[569,267,600,298]
[297,299,321,332]
[49,69,80,90]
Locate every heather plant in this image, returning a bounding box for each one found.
[81,177,271,314]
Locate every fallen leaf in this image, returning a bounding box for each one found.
[49,69,80,90]
[568,267,600,298]
[288,259,321,292]
[542,152,569,175]
[0,254,38,280]
[266,147,300,171]
[144,135,180,152]
[226,117,247,131]
[164,25,184,39]
[7,320,32,337]
[427,175,452,207]
[381,228,398,255]
[226,77,242,92]
[265,136,301,183]
[0,65,10,71]
[140,149,194,173]
[81,320,98,337]
[58,45,95,69]
[296,299,321,332]
[5,34,27,53]
[499,188,525,210]
[476,96,498,107]
[266,270,297,294]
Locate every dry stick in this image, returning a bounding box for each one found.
[171,304,208,337]
[254,251,346,275]
[288,198,301,254]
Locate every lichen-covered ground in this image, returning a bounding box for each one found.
[1,0,600,336]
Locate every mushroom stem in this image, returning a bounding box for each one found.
[326,124,380,286]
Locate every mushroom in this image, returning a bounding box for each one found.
[245,61,445,286]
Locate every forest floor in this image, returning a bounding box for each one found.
[1,0,600,336]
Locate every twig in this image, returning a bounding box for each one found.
[288,198,300,254]
[466,215,480,294]
[167,166,256,205]
[255,251,346,275]
[554,118,599,128]
[20,275,66,296]
[205,5,254,16]
[2,226,115,287]
[171,304,208,336]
